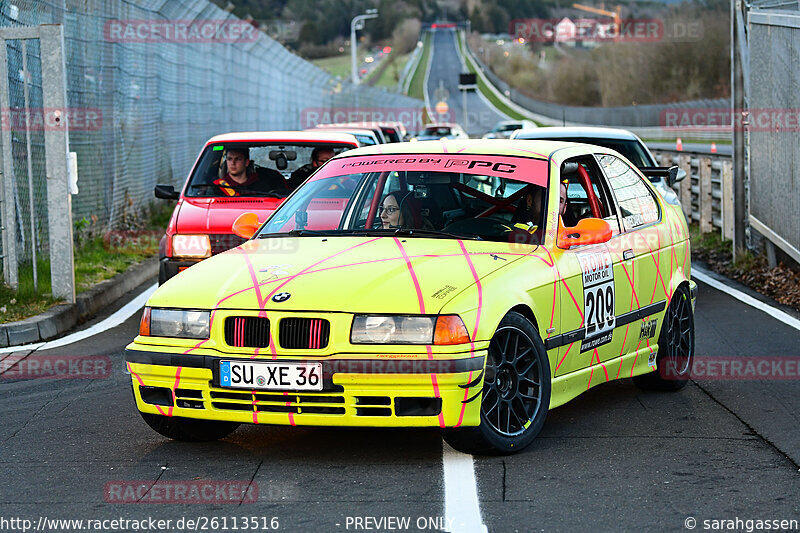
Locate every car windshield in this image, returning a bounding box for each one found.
[258,154,550,244]
[423,126,452,136]
[185,142,354,198]
[533,137,654,168]
[494,123,521,132]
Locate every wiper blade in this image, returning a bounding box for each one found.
[259,229,333,238]
[392,228,483,241]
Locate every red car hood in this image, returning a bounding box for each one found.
[175,197,284,234]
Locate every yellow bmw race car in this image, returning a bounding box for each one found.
[126,139,697,455]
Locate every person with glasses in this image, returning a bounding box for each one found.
[379,191,434,230]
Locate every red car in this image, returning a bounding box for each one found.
[154,131,359,284]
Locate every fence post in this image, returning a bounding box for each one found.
[699,156,713,233]
[679,154,692,222]
[39,25,75,303]
[721,159,734,241]
[0,36,18,288]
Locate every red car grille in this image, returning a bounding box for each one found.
[224,317,270,348]
[279,318,330,350]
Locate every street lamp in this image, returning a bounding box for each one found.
[351,9,378,85]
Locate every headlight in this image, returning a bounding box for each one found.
[351,315,469,345]
[172,234,211,258]
[139,307,210,339]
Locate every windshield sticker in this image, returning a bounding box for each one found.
[212,145,224,151]
[317,154,548,186]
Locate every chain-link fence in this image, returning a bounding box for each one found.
[0,0,423,287]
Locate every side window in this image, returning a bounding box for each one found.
[560,158,620,233]
[598,155,660,231]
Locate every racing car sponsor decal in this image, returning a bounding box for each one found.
[318,154,549,186]
[639,318,658,339]
[577,246,616,352]
[648,348,658,367]
[431,284,457,299]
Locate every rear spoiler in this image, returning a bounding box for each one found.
[639,166,686,187]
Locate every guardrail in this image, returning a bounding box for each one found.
[651,150,734,239]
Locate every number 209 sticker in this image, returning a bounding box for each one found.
[577,246,615,352]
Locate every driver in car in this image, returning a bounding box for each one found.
[287,147,335,190]
[214,147,285,196]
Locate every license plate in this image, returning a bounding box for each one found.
[219,361,323,391]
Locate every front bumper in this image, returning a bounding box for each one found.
[126,348,486,428]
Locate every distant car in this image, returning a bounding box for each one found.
[316,122,389,144]
[309,126,382,146]
[128,139,696,455]
[511,126,685,206]
[153,131,359,284]
[483,119,537,139]
[414,122,469,141]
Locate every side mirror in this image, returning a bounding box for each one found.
[667,166,686,187]
[557,218,612,249]
[232,212,261,239]
[154,184,179,200]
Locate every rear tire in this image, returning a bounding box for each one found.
[139,412,240,442]
[633,285,695,391]
[444,312,551,455]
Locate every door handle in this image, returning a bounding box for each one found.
[623,249,635,261]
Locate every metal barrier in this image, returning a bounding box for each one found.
[651,150,734,240]
[0,0,423,292]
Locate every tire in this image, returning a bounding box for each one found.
[633,285,695,391]
[139,412,240,442]
[444,311,551,455]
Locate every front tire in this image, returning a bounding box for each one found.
[633,285,695,391]
[444,312,551,455]
[139,412,240,442]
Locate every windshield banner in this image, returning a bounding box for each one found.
[316,154,549,186]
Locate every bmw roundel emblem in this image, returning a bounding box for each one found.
[272,292,291,303]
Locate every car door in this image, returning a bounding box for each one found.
[596,153,665,370]
[552,156,632,379]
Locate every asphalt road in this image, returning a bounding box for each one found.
[425,29,506,137]
[1,268,799,532]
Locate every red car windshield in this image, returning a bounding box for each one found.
[185,142,354,198]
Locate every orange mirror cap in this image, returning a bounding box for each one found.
[232,212,261,239]
[557,217,612,248]
[139,307,151,336]
[434,315,471,345]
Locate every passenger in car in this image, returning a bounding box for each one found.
[287,147,335,190]
[213,147,285,196]
[379,191,434,230]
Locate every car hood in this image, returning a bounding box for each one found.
[150,236,533,313]
[175,197,284,234]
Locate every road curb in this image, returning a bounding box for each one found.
[0,257,158,348]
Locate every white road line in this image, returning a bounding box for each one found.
[443,441,488,533]
[693,267,800,331]
[0,283,156,354]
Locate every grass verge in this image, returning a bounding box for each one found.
[1,202,171,323]
[689,224,800,312]
[407,32,432,101]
